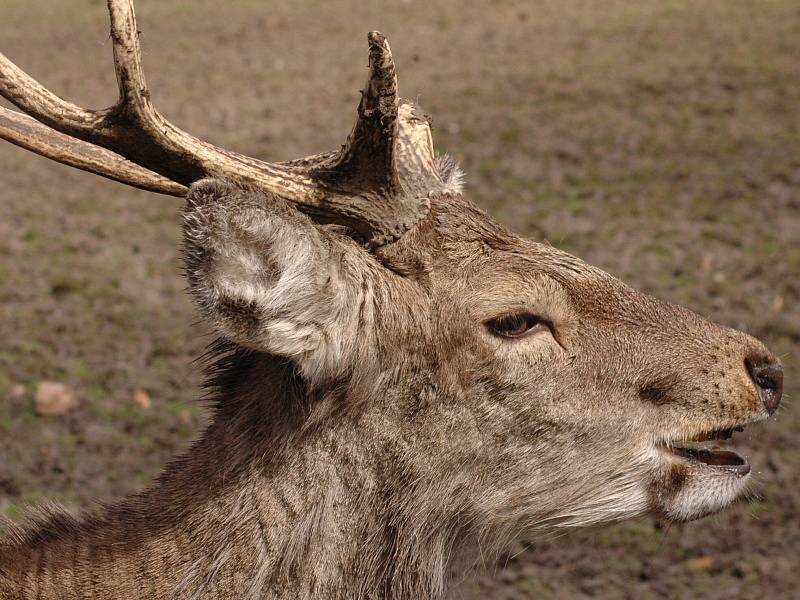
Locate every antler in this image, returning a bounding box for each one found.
[0,0,444,245]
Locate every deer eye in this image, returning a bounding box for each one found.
[485,313,549,339]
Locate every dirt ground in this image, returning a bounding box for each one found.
[1,1,798,598]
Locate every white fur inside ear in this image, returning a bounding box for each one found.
[214,220,343,382]
[185,184,351,383]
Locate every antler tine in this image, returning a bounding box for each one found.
[332,32,399,189]
[331,32,441,196]
[310,31,439,245]
[103,0,325,192]
[107,0,148,113]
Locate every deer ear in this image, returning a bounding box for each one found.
[183,179,355,383]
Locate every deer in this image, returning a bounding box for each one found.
[0,1,785,598]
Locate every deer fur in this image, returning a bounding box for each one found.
[0,177,780,599]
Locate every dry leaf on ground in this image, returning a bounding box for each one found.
[34,381,79,416]
[133,388,152,409]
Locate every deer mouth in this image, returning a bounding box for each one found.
[657,427,750,476]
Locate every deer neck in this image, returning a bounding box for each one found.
[2,354,465,600]
[190,354,466,599]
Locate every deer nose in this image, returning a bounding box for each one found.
[745,355,783,415]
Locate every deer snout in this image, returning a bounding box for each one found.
[745,354,783,415]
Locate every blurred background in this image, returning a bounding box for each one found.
[1,1,797,598]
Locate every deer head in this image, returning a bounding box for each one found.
[0,0,783,597]
[180,175,782,528]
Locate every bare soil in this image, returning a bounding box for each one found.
[1,1,798,598]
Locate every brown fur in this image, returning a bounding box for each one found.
[0,180,780,599]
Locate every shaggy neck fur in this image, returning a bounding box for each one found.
[0,349,478,600]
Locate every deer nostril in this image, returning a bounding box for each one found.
[745,355,783,415]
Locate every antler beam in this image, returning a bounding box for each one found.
[0,0,444,245]
[0,106,187,195]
